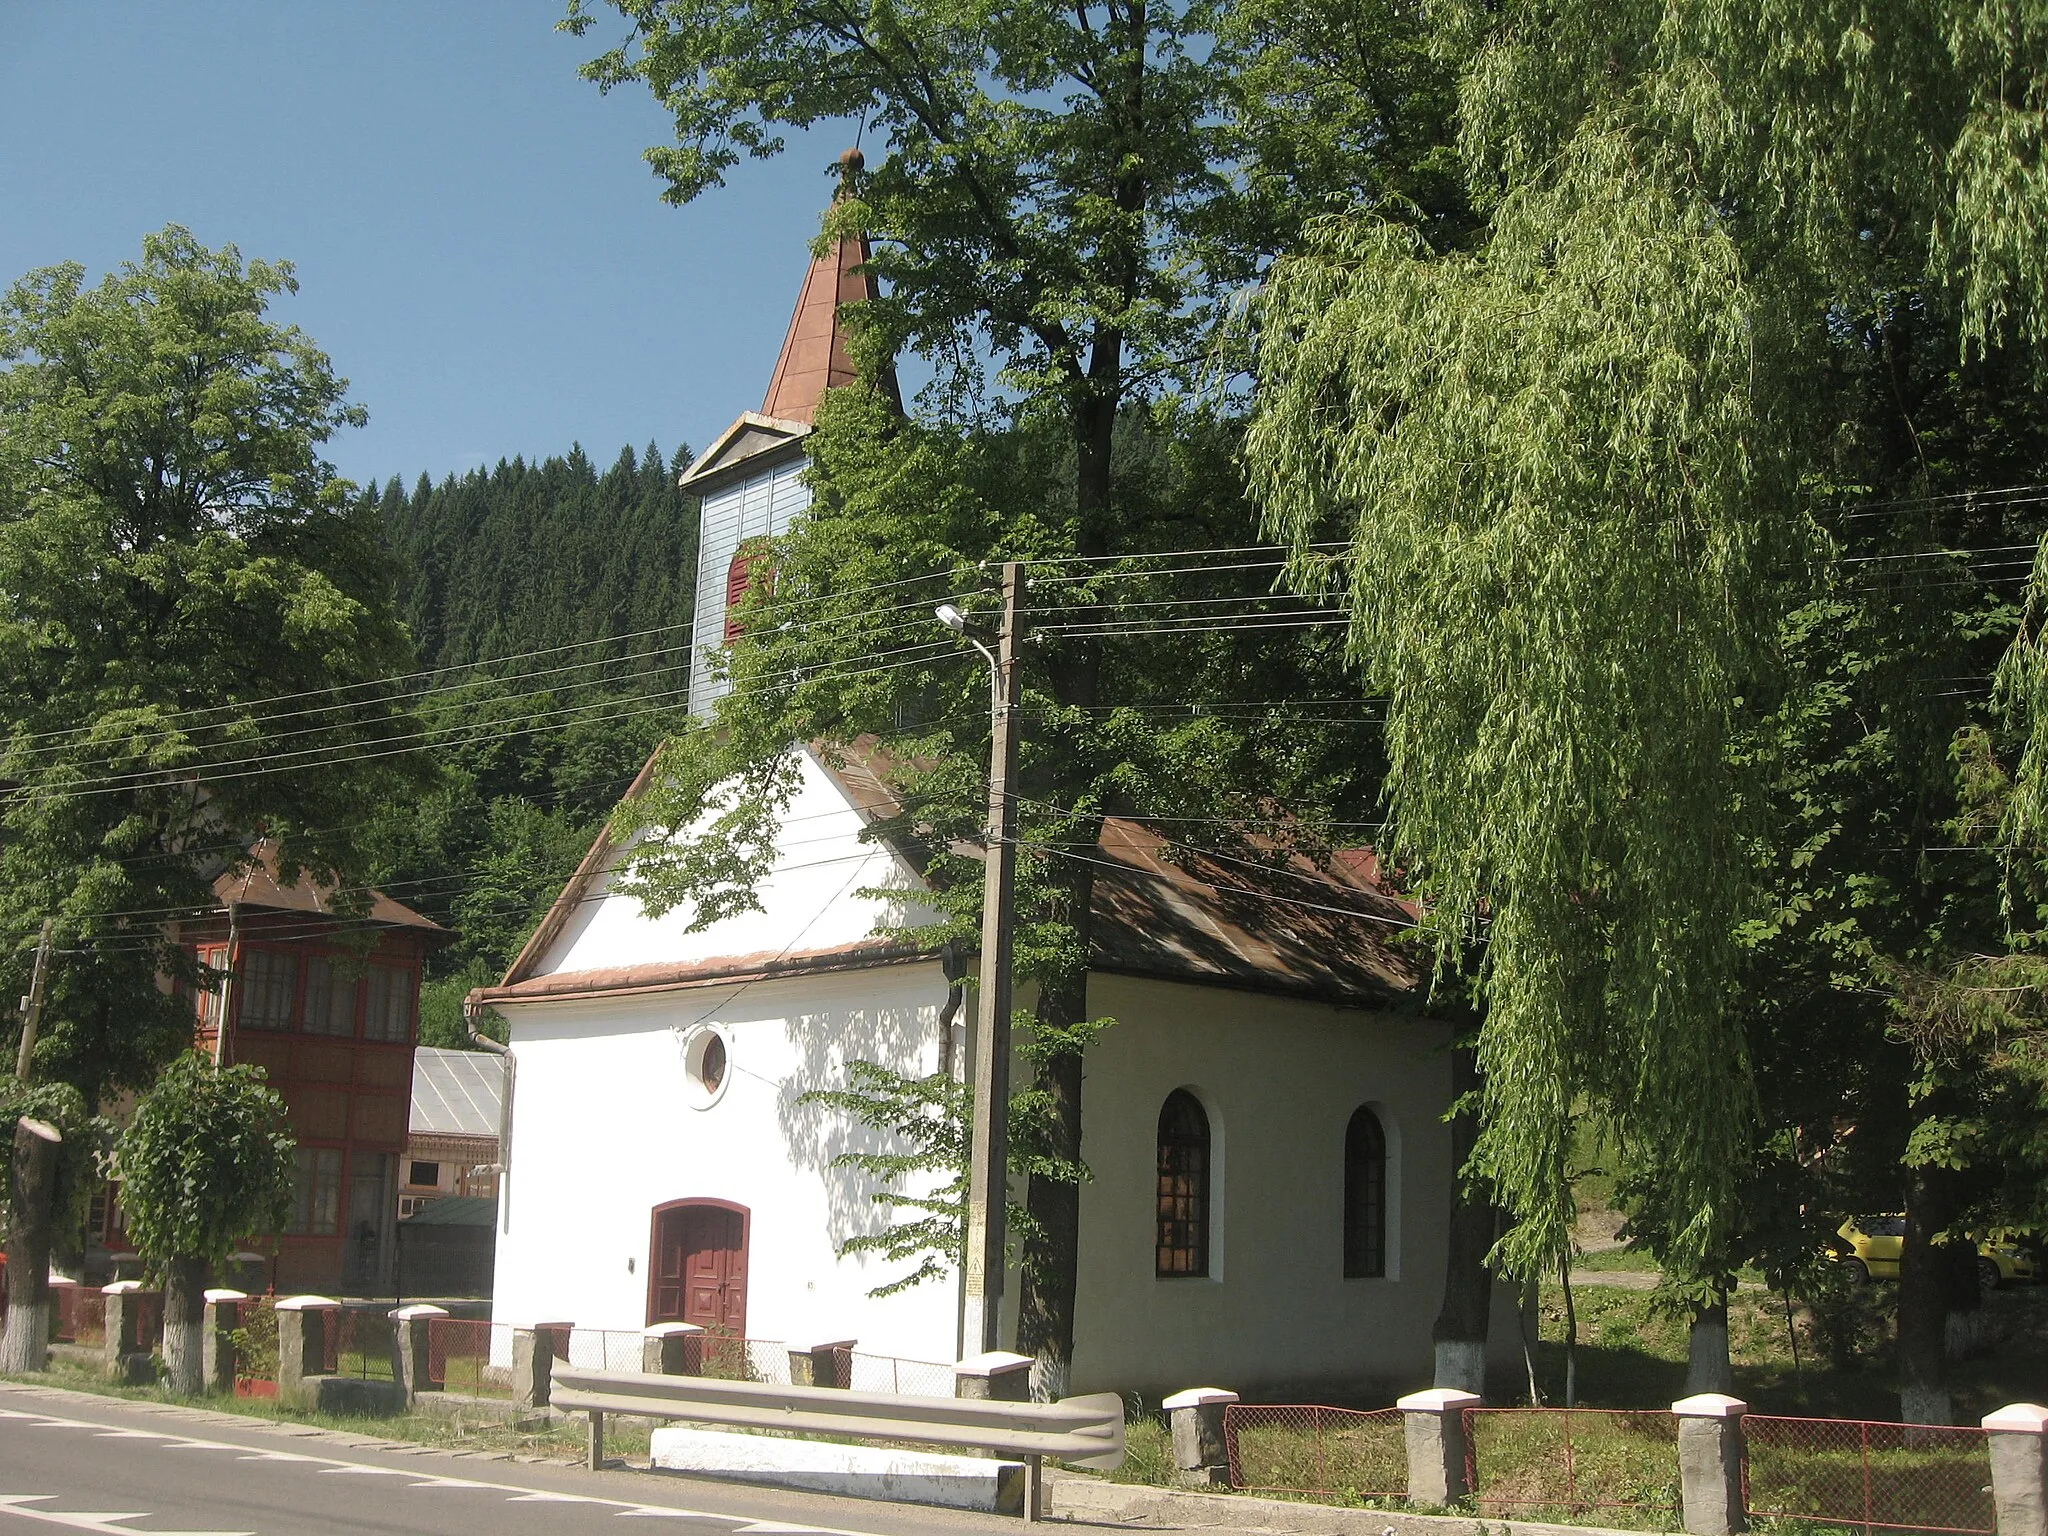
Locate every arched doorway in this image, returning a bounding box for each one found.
[647,1199,749,1336]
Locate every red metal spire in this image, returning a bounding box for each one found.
[759,148,899,423]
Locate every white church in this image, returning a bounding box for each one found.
[473,163,1519,1401]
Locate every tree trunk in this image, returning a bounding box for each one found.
[0,1120,58,1374]
[160,1256,209,1396]
[1017,930,1091,1402]
[1685,1295,1735,1397]
[1433,1041,1495,1396]
[1898,1160,1956,1425]
[1943,1235,1984,1363]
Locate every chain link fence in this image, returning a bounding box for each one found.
[1744,1414,1995,1535]
[1222,1404,1406,1500]
[847,1351,957,1398]
[1464,1407,1681,1522]
[564,1327,646,1373]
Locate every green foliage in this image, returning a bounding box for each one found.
[0,1079,104,1259]
[113,1051,294,1273]
[358,443,699,1018]
[1247,0,2048,1292]
[799,1012,1113,1297]
[0,226,431,1104]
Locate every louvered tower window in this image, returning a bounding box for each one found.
[1156,1089,1211,1277]
[722,542,774,642]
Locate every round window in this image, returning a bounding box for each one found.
[684,1027,731,1108]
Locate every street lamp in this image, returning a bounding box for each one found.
[941,566,1022,1359]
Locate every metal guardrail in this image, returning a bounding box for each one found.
[550,1365,1124,1522]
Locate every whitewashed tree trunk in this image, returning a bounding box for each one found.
[0,1121,57,1374]
[160,1257,209,1397]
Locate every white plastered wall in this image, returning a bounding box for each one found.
[491,962,962,1363]
[534,747,940,979]
[1070,973,1522,1400]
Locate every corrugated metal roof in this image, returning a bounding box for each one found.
[410,1047,505,1137]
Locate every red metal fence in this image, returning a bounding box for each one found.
[424,1318,514,1398]
[1223,1404,1406,1500]
[1464,1408,1680,1521]
[1743,1414,1995,1535]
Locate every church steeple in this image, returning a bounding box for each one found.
[758,148,901,423]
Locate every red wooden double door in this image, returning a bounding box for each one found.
[647,1199,748,1335]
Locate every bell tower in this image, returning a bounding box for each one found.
[681,150,898,714]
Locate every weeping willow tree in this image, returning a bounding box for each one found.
[1245,0,2048,1404]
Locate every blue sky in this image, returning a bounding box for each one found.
[0,3,852,488]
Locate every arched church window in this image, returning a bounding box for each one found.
[1343,1105,1387,1278]
[1156,1089,1211,1277]
[722,542,774,642]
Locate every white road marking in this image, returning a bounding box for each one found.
[0,1403,891,1535]
[507,1492,604,1503]
[0,1494,252,1536]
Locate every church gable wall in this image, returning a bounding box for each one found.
[489,961,960,1363]
[532,746,940,980]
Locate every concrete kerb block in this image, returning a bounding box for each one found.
[273,1295,338,1407]
[101,1280,159,1385]
[790,1339,856,1389]
[388,1304,448,1400]
[1983,1403,2048,1536]
[201,1289,247,1394]
[1163,1388,1238,1487]
[642,1321,704,1376]
[1673,1393,1748,1536]
[955,1350,1033,1403]
[1398,1387,1482,1507]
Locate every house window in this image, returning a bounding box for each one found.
[239,950,298,1031]
[1344,1106,1387,1278]
[288,1147,344,1236]
[193,946,226,1029]
[721,543,773,642]
[362,965,414,1042]
[1156,1089,1211,1278]
[301,957,358,1036]
[408,1161,441,1189]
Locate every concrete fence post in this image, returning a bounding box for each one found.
[101,1281,159,1384]
[1163,1387,1239,1487]
[1673,1393,1748,1536]
[1399,1387,1482,1506]
[513,1322,570,1409]
[789,1338,856,1389]
[273,1295,337,1407]
[641,1321,703,1375]
[201,1289,247,1395]
[954,1349,1033,1402]
[388,1304,448,1401]
[1983,1404,2048,1536]
[46,1277,75,1345]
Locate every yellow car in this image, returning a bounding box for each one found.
[1830,1215,2036,1289]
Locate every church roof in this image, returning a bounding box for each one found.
[477,742,1423,1013]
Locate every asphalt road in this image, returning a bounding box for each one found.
[0,1382,1050,1536]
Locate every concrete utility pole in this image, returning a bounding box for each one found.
[957,563,1023,1356]
[14,918,54,1081]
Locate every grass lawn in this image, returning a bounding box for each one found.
[1530,1279,2048,1422]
